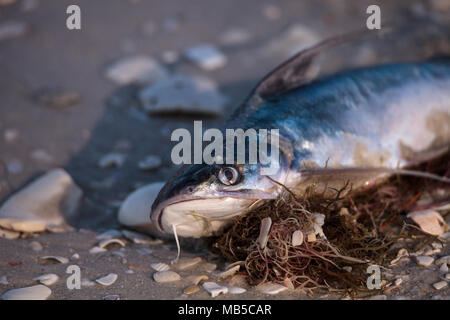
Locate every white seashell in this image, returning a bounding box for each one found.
[96,229,122,240]
[0,276,8,285]
[415,256,434,268]
[214,265,240,279]
[226,286,246,294]
[312,213,325,226]
[435,256,450,265]
[121,229,153,245]
[153,271,181,283]
[29,241,43,251]
[71,253,80,260]
[202,282,228,298]
[95,273,118,286]
[257,282,288,295]
[394,278,403,286]
[150,262,170,272]
[1,285,51,300]
[433,281,448,290]
[256,217,272,249]
[390,248,409,265]
[172,257,202,270]
[291,230,304,247]
[407,210,447,236]
[89,246,107,254]
[439,263,448,273]
[98,238,126,250]
[39,256,69,264]
[33,274,59,286]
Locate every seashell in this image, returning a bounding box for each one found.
[98,238,126,250]
[433,281,448,290]
[1,285,51,300]
[71,253,80,260]
[150,262,170,272]
[183,285,200,295]
[225,261,244,270]
[39,256,69,264]
[172,257,202,270]
[226,286,246,294]
[256,217,272,249]
[32,274,59,286]
[214,265,240,279]
[185,275,208,285]
[96,229,122,240]
[202,282,228,298]
[29,241,43,251]
[89,246,107,254]
[407,210,447,236]
[95,273,118,286]
[121,229,153,245]
[415,256,434,268]
[291,230,304,247]
[390,248,409,266]
[257,282,288,295]
[153,271,181,283]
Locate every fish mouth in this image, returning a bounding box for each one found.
[150,191,276,237]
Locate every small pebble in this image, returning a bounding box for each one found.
[98,238,126,250]
[71,253,80,260]
[98,153,126,168]
[183,285,200,295]
[415,256,434,268]
[138,155,162,171]
[39,256,69,264]
[95,273,118,286]
[150,262,170,272]
[433,281,448,290]
[185,44,226,71]
[89,246,107,254]
[153,271,181,283]
[32,274,59,286]
[1,285,51,300]
[202,282,228,298]
[439,263,448,273]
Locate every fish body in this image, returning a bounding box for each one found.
[151,35,450,238]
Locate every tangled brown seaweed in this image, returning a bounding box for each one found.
[212,151,450,296]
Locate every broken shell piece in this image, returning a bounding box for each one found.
[32,274,59,286]
[153,271,181,283]
[150,262,170,272]
[283,278,295,290]
[98,238,126,250]
[256,217,272,249]
[121,229,153,244]
[172,257,202,270]
[95,273,118,286]
[407,210,447,236]
[39,256,69,264]
[89,246,107,254]
[71,253,80,260]
[291,230,304,247]
[226,286,246,294]
[439,263,448,273]
[183,285,200,295]
[202,282,228,298]
[415,256,434,268]
[257,282,288,295]
[436,256,450,265]
[215,265,240,279]
[307,233,316,242]
[433,281,448,290]
[390,249,409,266]
[1,285,51,300]
[96,229,122,240]
[185,275,208,285]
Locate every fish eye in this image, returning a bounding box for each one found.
[217,166,240,185]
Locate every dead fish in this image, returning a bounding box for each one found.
[151,33,450,238]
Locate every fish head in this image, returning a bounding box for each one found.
[150,158,288,238]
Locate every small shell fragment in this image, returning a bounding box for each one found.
[435,256,450,265]
[98,238,126,250]
[407,210,447,236]
[226,286,246,294]
[291,230,304,247]
[32,274,59,286]
[172,257,202,270]
[202,282,228,298]
[390,249,409,266]
[39,256,69,264]
[257,282,288,295]
[150,262,170,272]
[29,241,43,251]
[215,265,240,279]
[183,285,200,295]
[185,275,208,285]
[96,229,122,240]
[95,273,118,286]
[256,217,272,249]
[71,253,80,260]
[433,281,448,290]
[307,233,316,242]
[415,256,434,268]
[121,230,153,244]
[153,271,181,283]
[89,246,107,254]
[439,263,448,273]
[1,285,51,300]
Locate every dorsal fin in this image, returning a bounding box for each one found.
[248,29,386,101]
